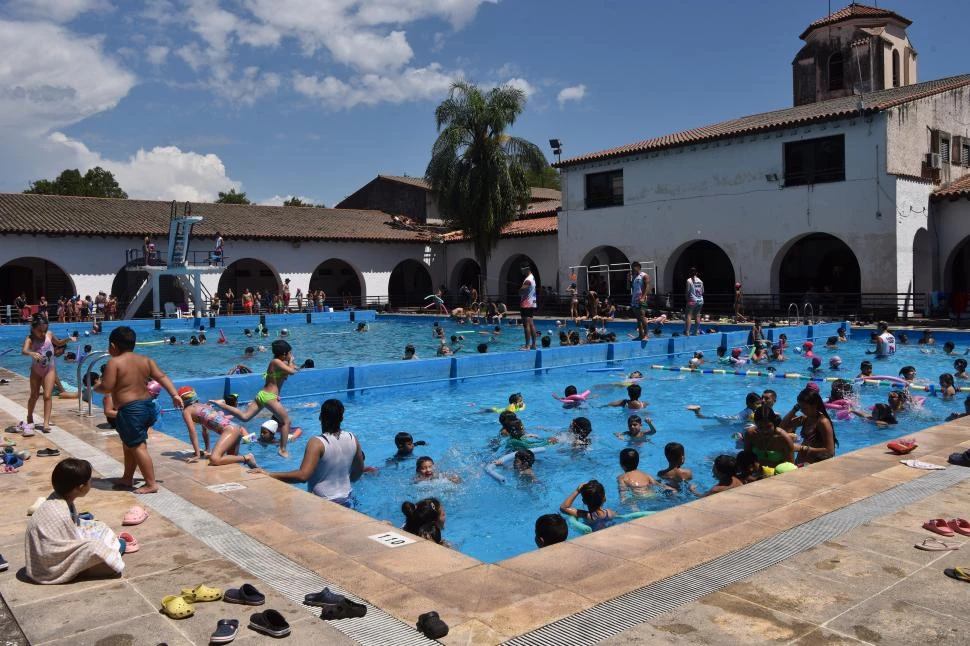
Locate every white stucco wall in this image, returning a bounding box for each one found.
[935,197,970,292]
[558,115,899,295]
[439,234,559,302]
[893,177,934,298]
[885,86,970,182]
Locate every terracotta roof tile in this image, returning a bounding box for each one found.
[932,174,970,200]
[557,74,970,168]
[800,3,910,39]
[442,215,558,242]
[0,193,432,242]
[524,199,560,217]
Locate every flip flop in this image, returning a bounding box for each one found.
[160,595,194,619]
[181,584,222,602]
[122,505,149,526]
[210,618,240,644]
[36,448,60,457]
[916,538,962,551]
[949,519,970,537]
[887,440,917,455]
[924,518,956,536]
[248,609,290,637]
[20,424,34,438]
[944,567,970,583]
[118,532,139,553]
[223,583,265,606]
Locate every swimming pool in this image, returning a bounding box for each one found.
[139,321,970,562]
[0,312,650,382]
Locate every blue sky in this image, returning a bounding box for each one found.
[0,0,966,206]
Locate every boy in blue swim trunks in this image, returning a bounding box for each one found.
[96,326,183,494]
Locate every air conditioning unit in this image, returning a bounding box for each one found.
[926,152,942,169]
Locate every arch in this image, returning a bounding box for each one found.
[580,245,631,299]
[388,259,433,308]
[110,268,183,319]
[946,236,970,294]
[0,257,75,312]
[912,228,932,296]
[499,254,540,306]
[774,233,860,311]
[665,241,735,308]
[828,52,844,91]
[450,258,481,303]
[308,258,363,307]
[217,258,281,307]
[891,49,900,88]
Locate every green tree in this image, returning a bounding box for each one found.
[283,197,307,206]
[525,164,561,190]
[216,188,250,204]
[425,81,544,296]
[25,166,127,198]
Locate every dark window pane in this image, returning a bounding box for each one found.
[585,170,624,209]
[784,135,845,186]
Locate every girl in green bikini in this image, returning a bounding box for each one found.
[743,405,794,469]
[210,340,297,457]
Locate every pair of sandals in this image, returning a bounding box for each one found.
[923,518,970,537]
[160,584,224,619]
[303,587,367,620]
[205,612,291,642]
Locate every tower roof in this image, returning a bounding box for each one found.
[800,3,911,40]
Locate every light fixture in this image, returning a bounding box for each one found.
[549,139,562,164]
[765,173,779,182]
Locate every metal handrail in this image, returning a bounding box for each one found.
[76,351,110,417]
[803,302,815,325]
[787,302,799,324]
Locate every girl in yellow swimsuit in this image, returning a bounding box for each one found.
[210,340,297,457]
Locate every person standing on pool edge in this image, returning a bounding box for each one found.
[684,267,704,337]
[96,326,184,494]
[629,262,650,341]
[519,264,538,350]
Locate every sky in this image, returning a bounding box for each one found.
[0,0,966,207]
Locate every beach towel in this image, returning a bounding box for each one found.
[115,398,157,447]
[25,495,124,584]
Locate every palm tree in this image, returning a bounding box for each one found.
[425,81,546,297]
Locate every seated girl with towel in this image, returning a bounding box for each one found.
[25,458,125,584]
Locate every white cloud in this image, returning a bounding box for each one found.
[292,63,456,109]
[145,45,169,65]
[11,0,112,22]
[557,84,587,107]
[47,132,241,202]
[260,194,316,206]
[431,31,446,53]
[503,77,535,98]
[0,20,136,134]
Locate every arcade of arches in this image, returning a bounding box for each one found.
[111,270,184,319]
[308,259,362,305]
[217,259,280,300]
[0,257,74,306]
[669,241,735,304]
[388,259,433,308]
[451,259,481,299]
[502,255,540,305]
[777,233,861,300]
[580,246,631,299]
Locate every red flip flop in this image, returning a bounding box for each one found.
[887,440,917,455]
[924,518,956,536]
[948,519,970,537]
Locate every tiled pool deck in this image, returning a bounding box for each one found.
[1,369,969,645]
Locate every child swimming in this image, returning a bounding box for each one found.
[415,456,461,483]
[658,442,692,484]
[617,448,666,501]
[689,454,742,496]
[614,414,657,443]
[490,449,537,482]
[607,383,647,410]
[559,480,615,532]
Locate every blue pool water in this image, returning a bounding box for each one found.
[4,316,967,562]
[157,326,969,562]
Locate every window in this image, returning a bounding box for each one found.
[892,50,900,87]
[940,134,951,164]
[585,170,623,209]
[828,52,844,91]
[784,135,846,186]
[962,141,970,167]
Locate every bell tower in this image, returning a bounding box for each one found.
[792,3,917,106]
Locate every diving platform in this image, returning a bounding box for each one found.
[123,201,223,319]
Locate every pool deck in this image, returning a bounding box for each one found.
[0,368,969,645]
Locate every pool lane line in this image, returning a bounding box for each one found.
[503,465,970,646]
[0,393,436,646]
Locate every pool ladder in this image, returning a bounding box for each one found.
[786,302,814,325]
[75,351,111,417]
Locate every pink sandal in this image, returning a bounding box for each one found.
[923,518,955,536]
[122,505,149,526]
[119,532,139,553]
[948,518,970,537]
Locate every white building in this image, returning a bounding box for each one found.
[555,3,970,315]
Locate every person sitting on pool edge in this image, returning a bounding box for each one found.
[534,514,567,548]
